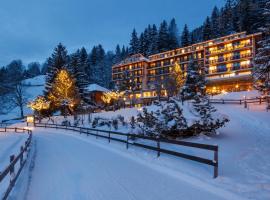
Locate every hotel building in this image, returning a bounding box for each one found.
[112,32,261,100]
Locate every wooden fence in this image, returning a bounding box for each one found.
[209,96,269,105]
[33,122,219,178]
[0,127,32,200]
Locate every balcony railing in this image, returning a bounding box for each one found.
[206,54,252,65]
[206,43,252,55]
[207,64,251,74]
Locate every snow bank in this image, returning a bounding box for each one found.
[212,90,261,100]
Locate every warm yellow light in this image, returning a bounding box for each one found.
[28,96,50,111]
[235,84,239,88]
[27,115,34,123]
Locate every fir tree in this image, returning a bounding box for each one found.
[179,58,205,101]
[181,24,190,47]
[44,43,69,96]
[210,6,220,38]
[114,44,122,64]
[149,24,159,55]
[157,20,170,52]
[253,1,270,96]
[70,50,89,104]
[129,29,140,55]
[202,17,212,41]
[168,18,179,49]
[237,0,255,33]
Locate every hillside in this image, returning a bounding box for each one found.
[0,75,45,122]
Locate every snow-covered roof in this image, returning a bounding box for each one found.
[86,84,110,92]
[114,54,149,67]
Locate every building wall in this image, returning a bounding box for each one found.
[112,32,261,98]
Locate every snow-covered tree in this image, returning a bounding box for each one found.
[253,1,270,96]
[192,95,229,134]
[137,99,187,137]
[48,69,80,114]
[168,18,179,49]
[181,24,190,47]
[203,17,212,41]
[129,29,140,55]
[44,43,69,96]
[157,20,170,52]
[179,58,205,101]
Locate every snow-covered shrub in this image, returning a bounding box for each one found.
[112,119,118,130]
[136,97,229,138]
[193,96,229,133]
[137,107,158,136]
[91,117,111,129]
[117,115,126,126]
[191,96,229,134]
[62,119,71,126]
[137,99,188,138]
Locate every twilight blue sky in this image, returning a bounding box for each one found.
[0,0,225,67]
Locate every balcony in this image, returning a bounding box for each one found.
[206,54,252,65]
[205,43,252,56]
[207,64,251,75]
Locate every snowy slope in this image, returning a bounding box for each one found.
[0,75,45,122]
[211,90,261,100]
[11,128,238,200]
[9,101,270,200]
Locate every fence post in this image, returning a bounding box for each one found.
[157,136,160,157]
[10,155,15,182]
[15,128,17,132]
[222,99,225,104]
[126,134,129,149]
[108,131,111,143]
[240,100,242,105]
[259,97,262,104]
[244,100,247,108]
[214,146,218,178]
[80,127,82,134]
[5,127,6,132]
[20,146,24,166]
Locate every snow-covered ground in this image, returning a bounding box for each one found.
[211,90,261,100]
[11,128,233,200]
[0,75,45,122]
[0,131,28,198]
[4,100,269,200]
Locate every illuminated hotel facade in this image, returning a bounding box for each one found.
[112,32,261,99]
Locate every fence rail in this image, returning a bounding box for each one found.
[0,127,32,200]
[33,122,219,178]
[210,96,269,105]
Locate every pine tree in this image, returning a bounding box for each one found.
[79,47,89,81]
[48,69,80,113]
[253,1,270,95]
[70,50,89,104]
[149,24,159,55]
[157,20,170,52]
[222,0,234,35]
[114,44,122,64]
[129,29,140,55]
[211,6,220,38]
[26,62,41,78]
[168,18,179,49]
[237,0,255,33]
[181,24,190,47]
[179,58,205,100]
[44,43,69,96]
[202,17,212,41]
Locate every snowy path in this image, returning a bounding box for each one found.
[21,129,229,200]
